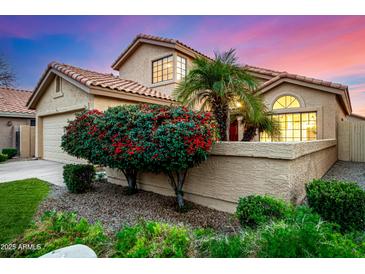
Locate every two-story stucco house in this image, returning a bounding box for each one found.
[27,33,362,164]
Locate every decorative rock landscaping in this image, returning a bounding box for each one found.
[36,182,240,235]
[323,161,365,188]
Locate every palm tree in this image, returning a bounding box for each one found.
[231,95,279,141]
[173,49,257,141]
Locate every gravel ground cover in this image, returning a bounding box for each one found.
[36,182,240,235]
[323,161,365,188]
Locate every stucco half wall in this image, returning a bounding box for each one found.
[107,139,337,213]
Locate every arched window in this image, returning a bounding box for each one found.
[273,95,300,110]
[260,95,317,142]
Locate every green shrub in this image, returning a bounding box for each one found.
[196,231,256,258]
[2,148,17,159]
[0,153,7,162]
[113,221,193,258]
[236,195,293,228]
[306,179,365,232]
[1,211,109,258]
[197,206,365,258]
[256,207,364,258]
[63,164,95,193]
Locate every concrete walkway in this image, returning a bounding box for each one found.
[0,159,65,186]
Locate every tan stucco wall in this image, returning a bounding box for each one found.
[93,95,132,111]
[107,139,337,213]
[118,43,193,96]
[35,77,91,159]
[260,82,343,140]
[0,117,32,150]
[36,78,91,117]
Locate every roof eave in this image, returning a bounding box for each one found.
[90,86,175,105]
[0,111,35,118]
[111,37,209,71]
[27,68,91,109]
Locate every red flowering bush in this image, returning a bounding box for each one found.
[143,104,217,210]
[61,109,105,165]
[61,104,216,206]
[96,105,156,194]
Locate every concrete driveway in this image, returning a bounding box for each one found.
[0,159,65,186]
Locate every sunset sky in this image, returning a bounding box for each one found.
[0,16,364,115]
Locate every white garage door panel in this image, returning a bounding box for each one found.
[43,113,86,164]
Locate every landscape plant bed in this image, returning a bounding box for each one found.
[36,182,240,235]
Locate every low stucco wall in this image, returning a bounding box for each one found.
[107,139,337,213]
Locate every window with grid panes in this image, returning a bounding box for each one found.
[260,95,317,142]
[176,56,187,80]
[152,55,173,84]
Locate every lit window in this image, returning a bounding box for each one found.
[176,56,187,81]
[56,76,62,93]
[260,112,317,142]
[152,55,173,84]
[273,95,300,110]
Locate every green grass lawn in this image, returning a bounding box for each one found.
[0,178,50,243]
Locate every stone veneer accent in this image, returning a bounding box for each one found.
[107,139,337,213]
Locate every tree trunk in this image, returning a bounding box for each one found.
[166,169,188,211]
[121,169,138,195]
[242,125,257,141]
[226,109,230,141]
[212,102,229,141]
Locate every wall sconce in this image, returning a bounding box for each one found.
[7,121,13,127]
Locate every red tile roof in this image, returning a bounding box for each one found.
[0,87,35,115]
[111,33,212,69]
[245,65,282,77]
[33,62,173,101]
[257,71,348,91]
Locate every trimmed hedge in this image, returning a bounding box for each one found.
[2,148,17,159]
[0,153,7,162]
[63,164,95,193]
[306,179,365,232]
[236,195,293,228]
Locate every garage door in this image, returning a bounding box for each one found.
[43,113,85,163]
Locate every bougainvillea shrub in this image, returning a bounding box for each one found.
[97,105,156,194]
[142,104,217,210]
[61,109,105,165]
[61,104,217,206]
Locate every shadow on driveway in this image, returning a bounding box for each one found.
[0,159,65,186]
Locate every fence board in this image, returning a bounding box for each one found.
[339,120,365,162]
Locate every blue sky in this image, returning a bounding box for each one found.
[0,16,364,115]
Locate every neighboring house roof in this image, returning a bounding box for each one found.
[27,62,173,109]
[111,33,212,70]
[0,87,35,117]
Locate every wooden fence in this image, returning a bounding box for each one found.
[338,121,365,162]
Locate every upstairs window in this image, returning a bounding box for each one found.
[152,55,173,84]
[176,56,187,80]
[273,95,300,110]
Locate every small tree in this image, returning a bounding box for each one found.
[61,109,105,165]
[61,107,149,194]
[98,105,155,194]
[0,55,16,87]
[145,105,217,210]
